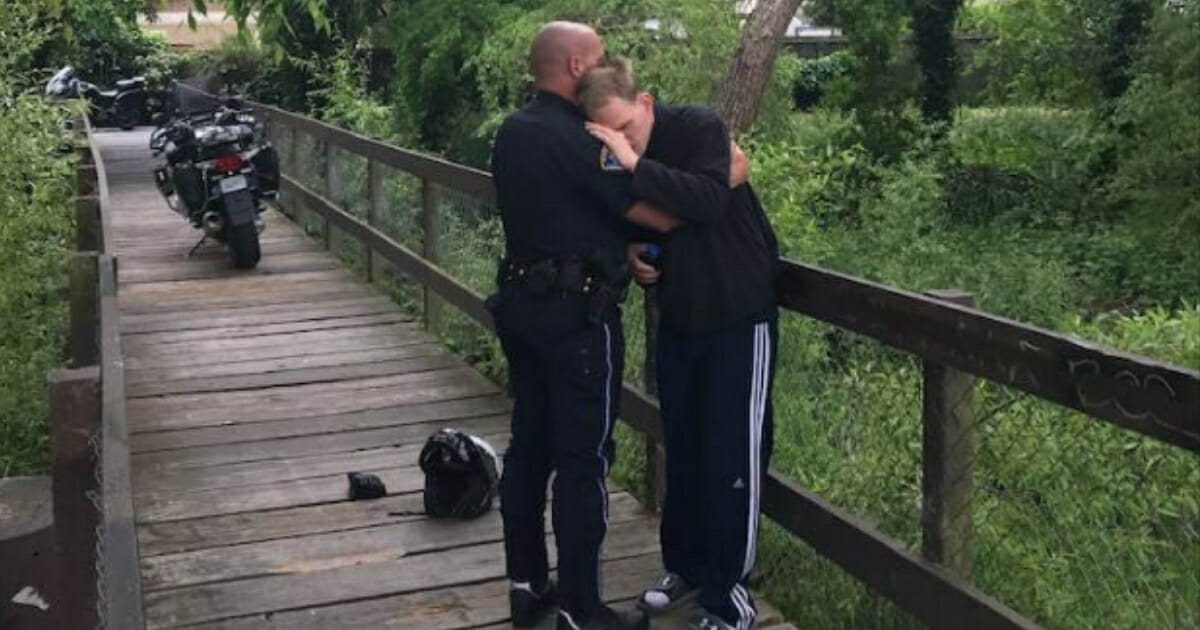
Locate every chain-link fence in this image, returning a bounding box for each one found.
[748,311,1200,629]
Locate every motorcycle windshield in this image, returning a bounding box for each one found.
[45,66,76,97]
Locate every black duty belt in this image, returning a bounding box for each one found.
[498,257,599,294]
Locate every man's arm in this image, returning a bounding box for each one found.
[625,201,679,233]
[629,113,732,224]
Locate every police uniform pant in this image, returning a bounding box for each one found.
[494,285,625,619]
[657,318,777,630]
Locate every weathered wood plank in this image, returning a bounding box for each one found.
[127,352,458,397]
[138,492,430,557]
[123,328,430,370]
[119,285,377,315]
[125,322,421,359]
[123,312,409,347]
[128,371,497,432]
[119,250,340,284]
[142,519,661,628]
[197,554,661,630]
[115,236,321,261]
[132,414,508,472]
[135,465,426,523]
[135,435,511,497]
[118,295,396,334]
[142,493,643,591]
[125,343,442,385]
[129,396,509,454]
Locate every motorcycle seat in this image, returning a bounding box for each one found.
[99,89,119,99]
[116,78,146,91]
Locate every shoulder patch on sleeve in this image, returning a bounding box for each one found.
[600,147,625,173]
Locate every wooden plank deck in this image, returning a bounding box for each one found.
[99,129,791,630]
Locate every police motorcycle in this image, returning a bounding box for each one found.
[149,96,280,269]
[45,66,150,130]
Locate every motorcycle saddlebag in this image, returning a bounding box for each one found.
[251,146,281,194]
[171,164,206,216]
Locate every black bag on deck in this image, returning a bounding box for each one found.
[418,429,499,519]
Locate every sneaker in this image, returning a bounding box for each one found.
[556,604,649,630]
[511,581,557,628]
[636,572,699,614]
[688,611,741,630]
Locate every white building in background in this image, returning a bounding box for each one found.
[735,0,842,39]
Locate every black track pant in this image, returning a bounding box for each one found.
[657,318,777,630]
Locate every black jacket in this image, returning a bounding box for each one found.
[632,104,779,334]
[491,90,636,264]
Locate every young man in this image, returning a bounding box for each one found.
[577,59,780,630]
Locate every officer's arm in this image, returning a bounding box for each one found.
[625,202,679,233]
[629,115,732,224]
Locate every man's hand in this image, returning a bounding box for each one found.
[627,243,661,285]
[585,122,640,171]
[729,140,749,188]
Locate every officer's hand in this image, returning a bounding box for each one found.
[585,122,640,172]
[628,243,660,285]
[730,140,749,188]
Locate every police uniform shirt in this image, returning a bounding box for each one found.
[631,104,780,334]
[491,90,637,263]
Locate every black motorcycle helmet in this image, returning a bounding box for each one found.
[418,429,500,519]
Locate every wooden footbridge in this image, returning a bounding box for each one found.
[29,95,1197,630]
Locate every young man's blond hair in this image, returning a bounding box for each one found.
[577,57,641,117]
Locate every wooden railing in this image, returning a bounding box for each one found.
[179,84,1199,630]
[48,116,145,629]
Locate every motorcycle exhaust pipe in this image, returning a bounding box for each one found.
[201,210,225,236]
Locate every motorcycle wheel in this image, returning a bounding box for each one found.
[225,222,261,269]
[116,107,137,131]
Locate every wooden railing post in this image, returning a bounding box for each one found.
[69,252,100,367]
[921,289,977,581]
[366,160,382,283]
[642,287,666,512]
[47,366,101,630]
[76,195,101,252]
[420,178,442,334]
[76,163,98,198]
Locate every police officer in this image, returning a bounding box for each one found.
[488,22,656,630]
[578,59,779,630]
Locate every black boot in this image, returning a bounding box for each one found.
[511,581,557,628]
[556,604,649,630]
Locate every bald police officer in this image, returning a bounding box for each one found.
[487,22,657,630]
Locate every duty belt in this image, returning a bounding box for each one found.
[498,257,599,295]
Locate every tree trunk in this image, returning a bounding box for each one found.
[712,0,805,136]
[911,0,965,126]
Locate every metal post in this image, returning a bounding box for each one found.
[421,178,442,334]
[921,289,977,581]
[323,142,334,250]
[366,160,382,283]
[643,287,666,511]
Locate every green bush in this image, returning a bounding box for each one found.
[0,4,77,476]
[945,106,1103,225]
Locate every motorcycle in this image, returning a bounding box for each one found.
[149,98,280,269]
[46,66,150,130]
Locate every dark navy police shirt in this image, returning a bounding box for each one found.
[490,91,636,263]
